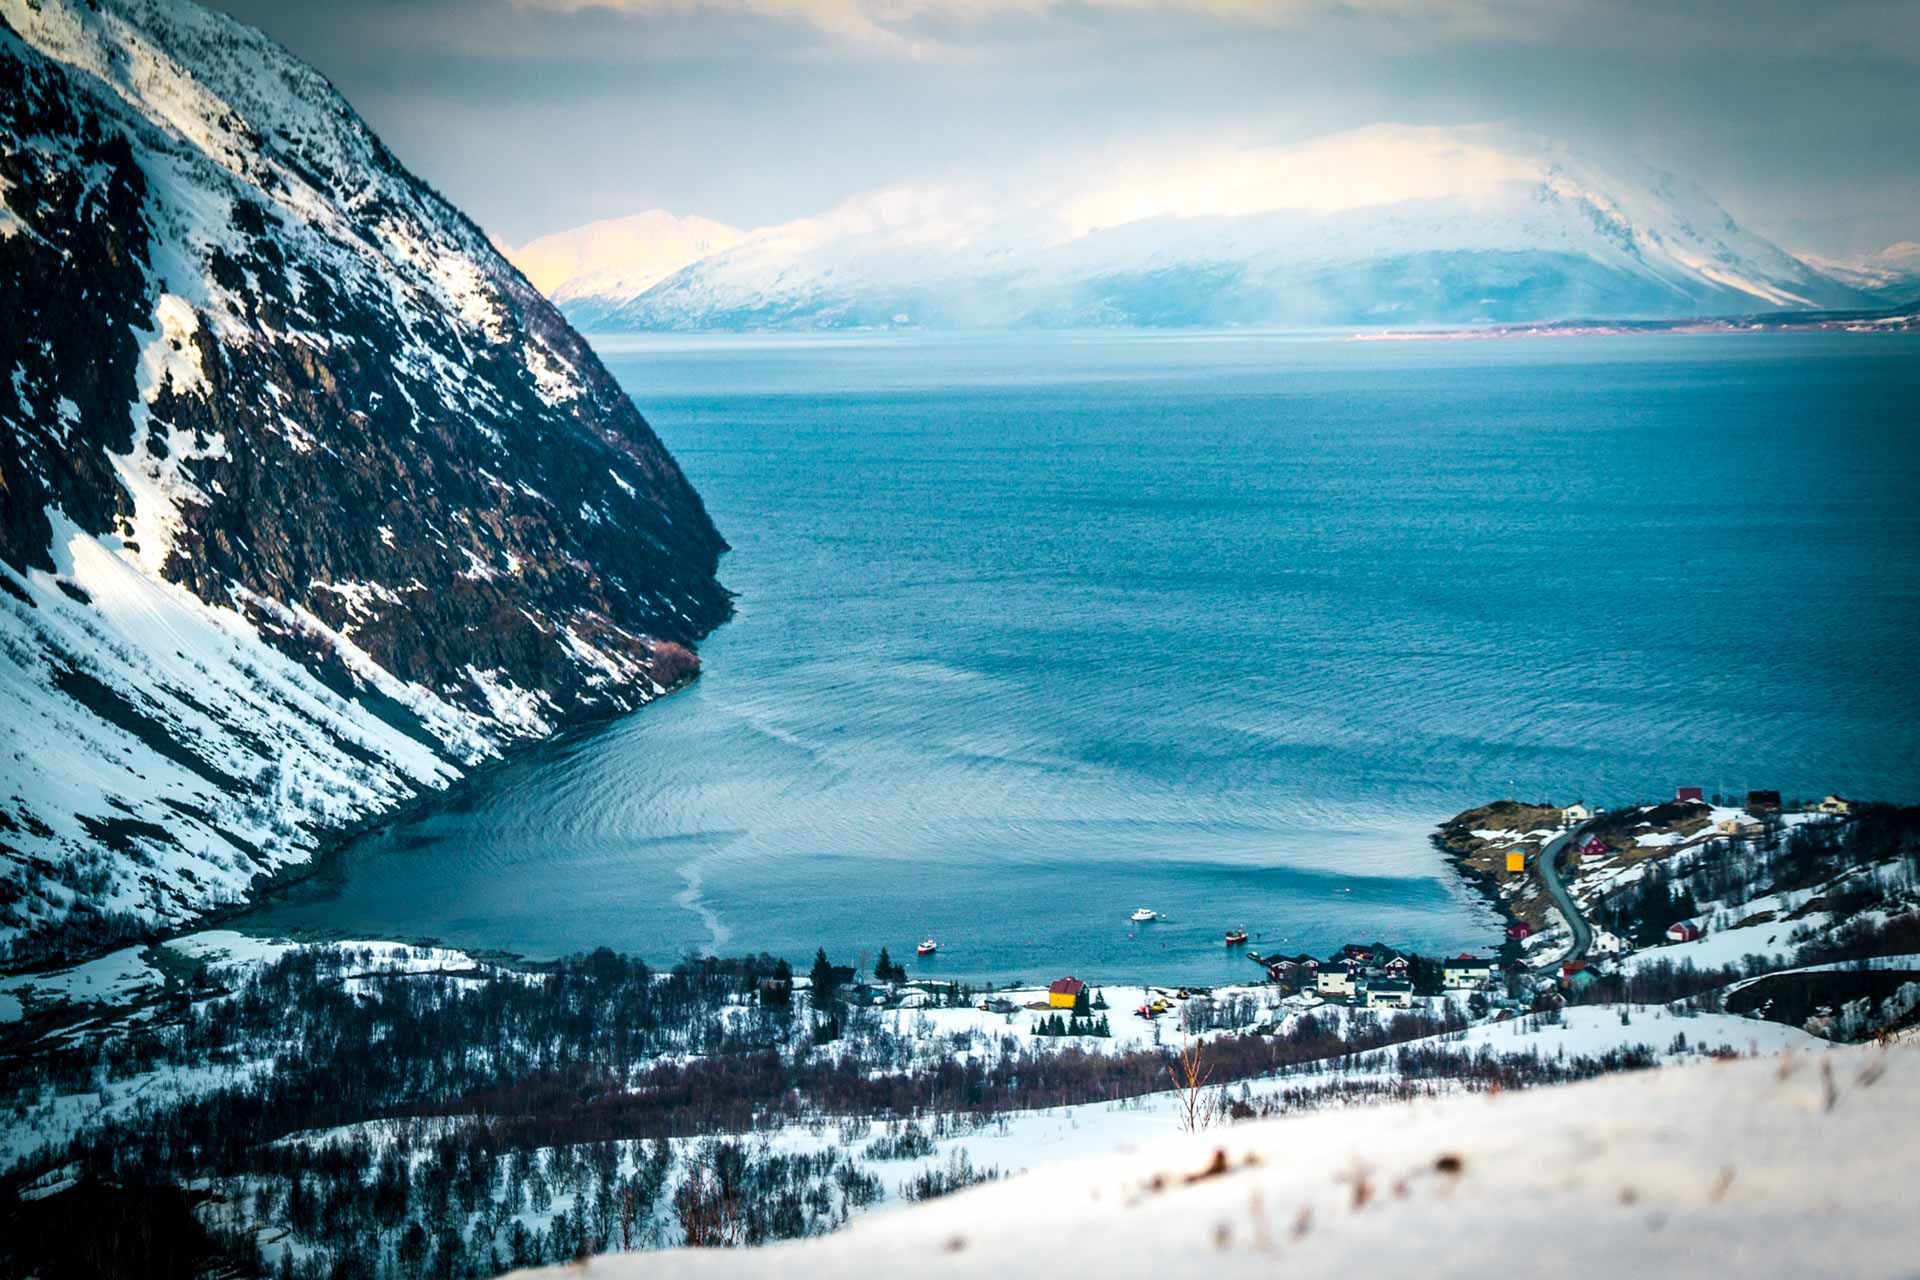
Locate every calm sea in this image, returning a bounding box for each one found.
[240,331,1920,984]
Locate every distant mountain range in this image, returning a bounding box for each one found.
[504,211,746,331]
[506,127,1916,331]
[0,0,728,963]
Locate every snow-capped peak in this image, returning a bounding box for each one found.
[505,210,746,307]
[552,125,1865,331]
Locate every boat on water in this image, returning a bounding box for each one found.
[1130,908,1160,923]
[916,938,937,956]
[1224,929,1248,946]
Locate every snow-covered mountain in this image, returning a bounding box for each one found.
[1799,241,1920,305]
[504,211,745,331]
[565,126,1866,331]
[0,0,729,965]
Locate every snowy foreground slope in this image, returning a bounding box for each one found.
[566,126,1866,331]
[0,0,729,964]
[525,1043,1916,1279]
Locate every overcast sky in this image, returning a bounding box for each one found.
[207,0,1919,257]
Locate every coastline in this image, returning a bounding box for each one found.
[0,670,709,981]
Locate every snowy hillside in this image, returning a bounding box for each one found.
[504,211,745,331]
[529,1042,1914,1278]
[567,126,1866,331]
[0,0,730,965]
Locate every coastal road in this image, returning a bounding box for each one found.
[1534,823,1594,968]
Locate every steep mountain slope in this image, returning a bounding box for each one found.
[0,0,729,965]
[504,211,745,331]
[578,126,1864,331]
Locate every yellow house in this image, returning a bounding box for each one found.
[1048,977,1086,1009]
[1506,851,1526,873]
[1816,795,1853,816]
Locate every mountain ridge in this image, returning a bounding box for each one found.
[522,126,1876,331]
[0,0,729,966]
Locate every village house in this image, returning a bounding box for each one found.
[1506,921,1534,941]
[1560,960,1600,995]
[1589,929,1629,956]
[1383,953,1410,977]
[1048,977,1086,1010]
[1316,966,1357,998]
[1718,812,1765,837]
[1675,785,1705,803]
[1366,979,1414,1010]
[1816,794,1853,816]
[1442,954,1495,989]
[1562,802,1592,824]
[1746,789,1783,815]
[1667,921,1703,943]
[1580,835,1611,864]
[1263,958,1305,987]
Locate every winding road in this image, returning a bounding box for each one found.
[1534,823,1594,968]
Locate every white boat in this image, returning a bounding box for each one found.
[916,938,937,956]
[1130,908,1160,923]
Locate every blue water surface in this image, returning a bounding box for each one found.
[240,331,1920,983]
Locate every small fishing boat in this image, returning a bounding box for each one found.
[915,938,937,956]
[1224,929,1248,946]
[1130,908,1160,923]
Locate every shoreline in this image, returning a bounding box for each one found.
[0,672,708,981]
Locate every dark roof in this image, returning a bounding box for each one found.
[1369,979,1413,992]
[1747,790,1782,808]
[1048,977,1086,996]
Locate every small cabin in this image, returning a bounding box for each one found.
[1048,977,1087,1010]
[1746,790,1782,815]
[1667,921,1703,943]
[1506,921,1534,941]
[1562,802,1593,824]
[1675,786,1705,803]
[1718,813,1763,836]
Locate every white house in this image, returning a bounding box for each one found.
[1562,802,1592,825]
[1718,813,1764,836]
[1366,979,1414,1010]
[1442,956,1495,989]
[1589,930,1629,956]
[1316,967,1356,998]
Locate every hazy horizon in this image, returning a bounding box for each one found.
[205,0,1919,261]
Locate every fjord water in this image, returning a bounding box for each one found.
[244,332,1920,984]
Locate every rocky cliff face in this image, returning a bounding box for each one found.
[0,0,729,965]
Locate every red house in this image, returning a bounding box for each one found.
[1506,922,1534,941]
[1676,786,1705,803]
[1580,836,1610,862]
[1666,921,1703,943]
